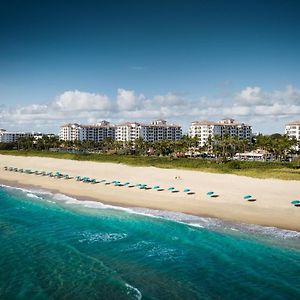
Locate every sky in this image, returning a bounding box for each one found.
[0,0,300,134]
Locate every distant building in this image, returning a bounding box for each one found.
[115,119,182,143]
[285,120,300,151]
[188,118,252,147]
[59,121,115,142]
[59,119,182,143]
[141,119,182,142]
[0,129,55,143]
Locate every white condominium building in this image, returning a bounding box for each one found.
[285,120,300,151]
[188,118,252,147]
[115,122,141,142]
[115,119,182,142]
[59,121,115,142]
[141,119,182,142]
[0,129,34,143]
[59,119,182,143]
[59,123,83,141]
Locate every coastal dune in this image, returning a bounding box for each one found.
[0,154,299,231]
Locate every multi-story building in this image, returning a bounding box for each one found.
[115,122,141,143]
[59,121,115,142]
[140,119,182,142]
[285,120,300,151]
[60,119,182,143]
[188,118,252,147]
[0,129,33,143]
[0,129,57,143]
[59,123,83,142]
[115,119,182,143]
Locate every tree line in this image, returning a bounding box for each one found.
[0,133,298,160]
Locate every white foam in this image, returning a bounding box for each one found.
[2,183,300,241]
[26,193,41,199]
[79,232,128,243]
[125,283,142,300]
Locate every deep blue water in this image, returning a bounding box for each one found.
[0,185,299,300]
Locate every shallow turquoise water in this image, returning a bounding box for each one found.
[0,185,299,299]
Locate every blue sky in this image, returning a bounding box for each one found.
[0,0,300,133]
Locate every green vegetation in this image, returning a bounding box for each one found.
[1,150,300,180]
[0,132,299,180]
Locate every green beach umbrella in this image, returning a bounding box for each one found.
[153,186,160,189]
[168,187,175,191]
[291,200,300,205]
[207,191,214,196]
[243,195,252,199]
[183,188,190,193]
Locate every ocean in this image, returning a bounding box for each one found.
[0,184,299,299]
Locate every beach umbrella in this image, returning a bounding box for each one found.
[291,200,300,205]
[183,188,190,193]
[168,187,175,191]
[243,195,252,200]
[153,186,160,189]
[123,182,130,186]
[135,184,142,187]
[207,191,214,196]
[99,179,106,183]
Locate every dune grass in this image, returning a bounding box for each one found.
[0,150,299,180]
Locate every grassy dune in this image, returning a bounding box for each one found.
[1,150,299,180]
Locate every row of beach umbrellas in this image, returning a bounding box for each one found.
[4,166,299,205]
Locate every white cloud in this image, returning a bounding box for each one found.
[116,88,145,111]
[1,86,300,133]
[54,90,111,111]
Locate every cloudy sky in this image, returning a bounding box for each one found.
[0,0,300,134]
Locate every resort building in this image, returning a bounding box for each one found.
[115,119,182,143]
[285,120,300,151]
[141,119,182,142]
[59,121,115,142]
[115,122,141,142]
[59,119,182,143]
[188,118,252,147]
[0,129,55,143]
[0,129,33,143]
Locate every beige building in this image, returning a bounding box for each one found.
[115,119,182,143]
[59,119,182,143]
[59,121,115,142]
[188,118,252,147]
[285,120,300,151]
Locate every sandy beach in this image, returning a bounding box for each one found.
[0,154,299,231]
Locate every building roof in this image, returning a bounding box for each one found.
[191,119,251,127]
[287,120,300,125]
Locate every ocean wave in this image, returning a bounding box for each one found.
[125,283,142,300]
[1,183,300,241]
[79,231,128,243]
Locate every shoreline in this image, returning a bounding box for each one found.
[1,154,300,231]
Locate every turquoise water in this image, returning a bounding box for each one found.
[0,185,299,299]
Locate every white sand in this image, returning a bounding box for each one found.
[0,154,299,231]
